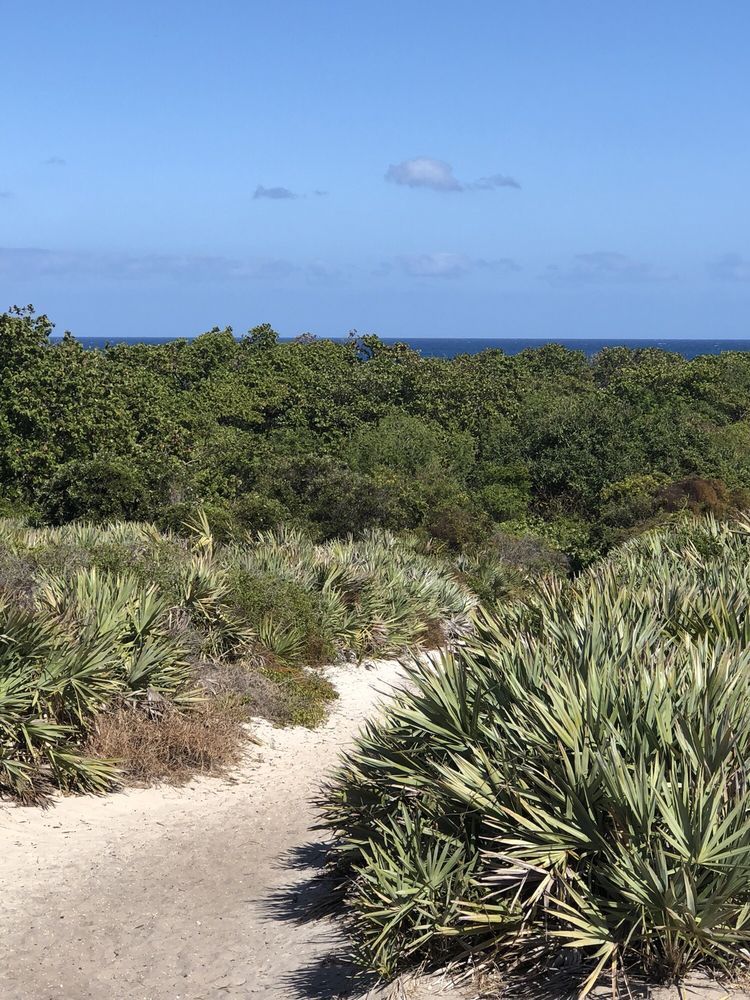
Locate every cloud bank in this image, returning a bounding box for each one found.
[382,252,520,279]
[708,253,750,282]
[385,156,520,192]
[253,184,297,200]
[545,252,669,284]
[0,246,337,283]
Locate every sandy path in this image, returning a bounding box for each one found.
[0,659,404,1000]
[3,658,750,1000]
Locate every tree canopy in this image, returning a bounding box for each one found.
[2,307,750,564]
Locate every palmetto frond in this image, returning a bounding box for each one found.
[322,515,750,990]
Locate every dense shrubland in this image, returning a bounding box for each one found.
[5,306,750,984]
[3,307,750,566]
[322,516,750,992]
[0,517,475,802]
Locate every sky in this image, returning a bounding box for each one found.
[1,1,750,340]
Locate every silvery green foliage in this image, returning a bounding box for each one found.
[323,516,750,991]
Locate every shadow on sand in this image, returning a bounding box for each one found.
[497,971,650,999]
[261,839,379,1000]
[260,842,702,999]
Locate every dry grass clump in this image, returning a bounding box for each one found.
[86,700,246,785]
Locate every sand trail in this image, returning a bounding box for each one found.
[0,659,404,1000]
[3,656,750,1000]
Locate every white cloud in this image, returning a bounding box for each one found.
[386,157,462,191]
[386,156,520,193]
[545,252,669,284]
[393,252,520,279]
[708,253,750,282]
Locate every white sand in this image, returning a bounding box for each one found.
[1,656,748,1000]
[0,659,405,1000]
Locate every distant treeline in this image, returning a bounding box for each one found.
[3,306,750,566]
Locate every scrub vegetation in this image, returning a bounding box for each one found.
[0,517,475,802]
[323,516,750,992]
[3,306,750,569]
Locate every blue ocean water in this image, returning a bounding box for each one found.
[51,335,750,360]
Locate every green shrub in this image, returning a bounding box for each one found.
[231,493,289,532]
[322,515,750,990]
[255,663,337,727]
[424,503,490,551]
[229,570,336,665]
[39,456,150,524]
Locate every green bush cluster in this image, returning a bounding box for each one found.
[322,515,750,990]
[0,517,475,801]
[4,308,750,563]
[224,527,477,661]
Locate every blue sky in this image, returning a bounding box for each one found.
[1,1,749,339]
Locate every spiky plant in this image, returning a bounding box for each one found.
[322,516,750,993]
[177,555,255,659]
[0,512,479,800]
[220,527,475,661]
[256,615,307,664]
[36,568,196,703]
[0,600,119,801]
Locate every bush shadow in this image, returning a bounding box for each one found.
[262,838,378,999]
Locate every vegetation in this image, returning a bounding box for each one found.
[3,307,750,566]
[322,516,750,992]
[6,305,750,986]
[0,517,474,802]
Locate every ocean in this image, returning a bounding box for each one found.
[50,336,750,360]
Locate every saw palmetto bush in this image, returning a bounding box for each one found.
[0,564,206,801]
[0,598,124,801]
[0,522,235,801]
[0,514,474,800]
[225,527,477,662]
[322,515,750,993]
[36,568,196,704]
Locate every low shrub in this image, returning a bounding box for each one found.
[226,527,477,660]
[0,515,473,800]
[229,570,336,665]
[255,663,338,728]
[322,515,750,992]
[197,657,337,728]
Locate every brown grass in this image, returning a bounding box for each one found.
[85,699,248,785]
[421,619,448,650]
